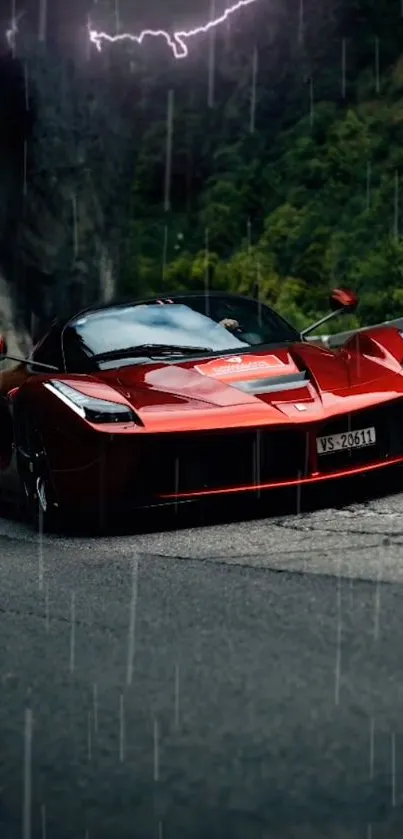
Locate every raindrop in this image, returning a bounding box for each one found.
[174,663,180,728]
[298,0,304,45]
[23,708,33,839]
[70,592,76,674]
[366,160,371,212]
[341,38,346,99]
[250,47,258,132]
[41,804,46,839]
[72,194,79,258]
[114,0,121,33]
[394,170,399,240]
[204,228,210,315]
[119,694,125,762]
[153,717,159,781]
[174,457,180,515]
[334,569,342,705]
[38,0,47,42]
[162,225,168,284]
[38,513,44,591]
[391,732,396,806]
[87,711,92,761]
[126,556,139,686]
[23,141,28,198]
[374,37,380,94]
[93,683,98,733]
[164,90,174,213]
[373,560,382,642]
[208,0,216,108]
[308,77,314,128]
[369,717,375,780]
[45,584,50,633]
[247,218,252,252]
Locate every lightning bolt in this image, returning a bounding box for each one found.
[88,0,259,58]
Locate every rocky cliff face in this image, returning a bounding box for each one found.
[0,40,131,358]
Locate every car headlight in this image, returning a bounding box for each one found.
[44,381,141,425]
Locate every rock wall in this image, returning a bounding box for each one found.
[0,40,132,357]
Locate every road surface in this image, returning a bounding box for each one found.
[1,477,403,838]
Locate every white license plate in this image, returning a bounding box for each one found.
[316,426,376,455]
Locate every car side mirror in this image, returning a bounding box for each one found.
[330,287,359,313]
[0,335,8,357]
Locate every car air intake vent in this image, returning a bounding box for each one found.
[232,371,309,395]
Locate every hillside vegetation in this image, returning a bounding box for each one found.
[120,0,403,334]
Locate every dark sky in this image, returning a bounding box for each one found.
[0,0,255,61]
[0,0,233,38]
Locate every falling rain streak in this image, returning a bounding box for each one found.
[119,694,125,761]
[174,457,180,514]
[87,711,92,761]
[38,0,47,42]
[41,804,46,839]
[247,218,252,251]
[153,718,159,781]
[162,225,168,282]
[45,584,50,632]
[250,47,258,132]
[208,0,216,107]
[164,90,174,212]
[341,38,346,98]
[126,556,139,685]
[204,227,210,313]
[366,160,372,211]
[114,0,121,34]
[23,141,28,197]
[23,708,33,839]
[296,470,302,514]
[374,37,380,93]
[298,0,304,45]
[38,516,44,590]
[394,170,399,240]
[309,76,314,128]
[391,732,397,805]
[369,717,375,780]
[373,545,385,641]
[334,566,342,705]
[93,683,98,733]
[70,592,76,674]
[174,664,180,727]
[72,194,79,257]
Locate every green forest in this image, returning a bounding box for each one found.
[116,0,403,335]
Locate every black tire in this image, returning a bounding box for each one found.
[16,424,61,533]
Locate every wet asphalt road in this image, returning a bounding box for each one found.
[2,478,403,838]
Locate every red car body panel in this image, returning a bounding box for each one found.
[3,310,403,520]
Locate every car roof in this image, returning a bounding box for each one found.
[63,291,263,325]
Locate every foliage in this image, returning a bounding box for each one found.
[119,0,403,333]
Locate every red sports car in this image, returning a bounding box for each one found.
[0,288,402,532]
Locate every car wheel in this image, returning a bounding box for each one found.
[17,426,61,533]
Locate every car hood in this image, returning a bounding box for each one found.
[92,341,403,432]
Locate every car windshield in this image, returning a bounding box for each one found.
[67,295,299,367]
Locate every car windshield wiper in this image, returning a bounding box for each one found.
[95,344,215,361]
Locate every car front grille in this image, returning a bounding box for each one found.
[141,427,310,496]
[135,400,403,499]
